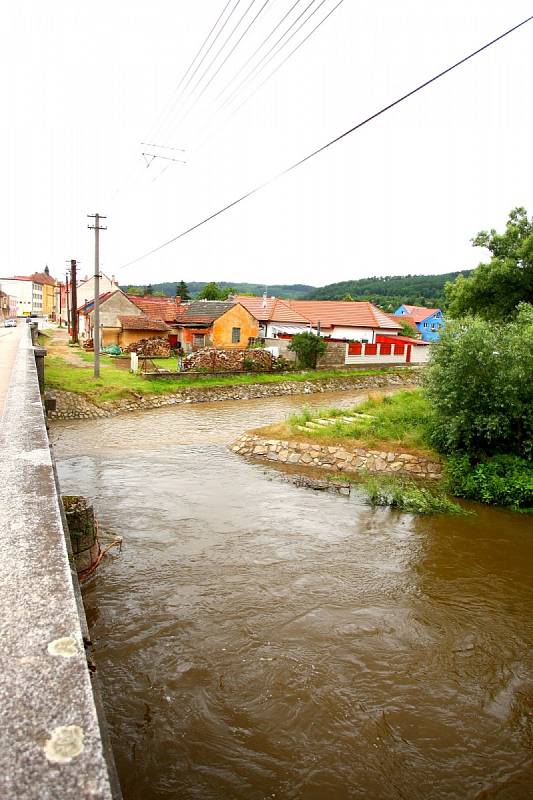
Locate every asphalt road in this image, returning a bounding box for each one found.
[0,324,24,420]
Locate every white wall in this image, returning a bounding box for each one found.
[77,275,119,308]
[0,279,35,315]
[344,342,430,365]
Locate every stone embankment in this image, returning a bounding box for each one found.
[46,371,418,419]
[231,434,442,480]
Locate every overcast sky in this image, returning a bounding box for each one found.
[2,1,532,288]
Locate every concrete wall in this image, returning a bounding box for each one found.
[0,328,118,798]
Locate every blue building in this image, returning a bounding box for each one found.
[394,304,444,342]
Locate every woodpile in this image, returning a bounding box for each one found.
[123,337,171,357]
[183,347,275,372]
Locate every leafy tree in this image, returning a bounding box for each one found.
[425,303,533,460]
[177,280,190,300]
[342,293,353,301]
[397,318,419,338]
[446,207,533,320]
[125,285,143,296]
[146,284,153,296]
[198,281,224,300]
[288,332,327,369]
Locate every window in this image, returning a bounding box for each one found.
[193,334,205,347]
[231,327,241,343]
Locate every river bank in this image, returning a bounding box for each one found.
[46,371,418,419]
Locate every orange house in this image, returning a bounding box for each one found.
[176,301,259,352]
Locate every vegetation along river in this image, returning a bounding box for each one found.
[51,389,533,800]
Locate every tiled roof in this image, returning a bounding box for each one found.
[27,271,57,286]
[233,295,310,324]
[391,313,418,328]
[128,295,182,323]
[286,300,402,330]
[178,300,236,325]
[118,315,169,331]
[400,305,441,323]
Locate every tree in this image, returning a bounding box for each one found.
[342,293,353,301]
[288,332,327,369]
[146,284,153,296]
[198,281,223,300]
[446,207,533,320]
[424,303,533,460]
[126,285,143,296]
[397,318,419,338]
[177,280,190,301]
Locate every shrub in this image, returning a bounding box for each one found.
[425,304,533,459]
[287,332,326,368]
[445,454,533,510]
[362,475,470,516]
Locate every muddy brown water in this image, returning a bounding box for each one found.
[51,390,533,800]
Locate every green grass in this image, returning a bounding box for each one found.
[287,390,433,452]
[361,474,471,515]
[44,350,414,406]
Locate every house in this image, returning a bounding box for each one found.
[176,301,259,352]
[77,289,144,345]
[0,277,43,317]
[233,295,311,338]
[117,315,170,348]
[76,272,120,308]
[27,268,58,318]
[284,300,402,342]
[127,294,184,347]
[0,290,17,321]
[394,304,444,342]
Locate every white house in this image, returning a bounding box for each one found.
[0,277,43,316]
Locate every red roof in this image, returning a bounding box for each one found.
[376,334,428,346]
[234,295,310,324]
[286,300,401,330]
[399,305,440,323]
[117,315,169,331]
[128,295,182,323]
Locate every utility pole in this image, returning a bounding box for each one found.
[65,270,71,334]
[70,259,78,343]
[87,213,107,378]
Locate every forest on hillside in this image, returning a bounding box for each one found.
[303,271,472,309]
[122,271,472,308]
[121,281,316,299]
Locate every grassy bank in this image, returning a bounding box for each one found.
[43,347,414,405]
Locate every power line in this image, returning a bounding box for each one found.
[146,0,236,143]
[117,15,533,271]
[151,0,243,144]
[164,0,261,140]
[193,0,344,155]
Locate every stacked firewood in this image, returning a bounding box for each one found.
[183,347,275,372]
[123,337,171,357]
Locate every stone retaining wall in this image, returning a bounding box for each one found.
[231,434,442,480]
[46,371,419,420]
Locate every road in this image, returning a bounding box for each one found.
[0,324,24,421]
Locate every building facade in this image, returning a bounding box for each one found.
[394,304,444,342]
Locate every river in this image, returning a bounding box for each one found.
[51,390,533,800]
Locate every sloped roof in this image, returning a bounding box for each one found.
[376,334,429,346]
[286,300,402,330]
[118,315,169,331]
[391,313,419,329]
[128,295,182,323]
[178,300,236,325]
[400,304,441,323]
[77,289,138,314]
[234,295,310,324]
[27,271,57,286]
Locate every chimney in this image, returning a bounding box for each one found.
[175,295,181,305]
[262,291,267,309]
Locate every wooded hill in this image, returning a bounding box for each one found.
[303,271,472,309]
[122,271,472,308]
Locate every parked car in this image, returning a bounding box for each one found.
[4,318,17,328]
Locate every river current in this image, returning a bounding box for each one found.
[51,390,533,800]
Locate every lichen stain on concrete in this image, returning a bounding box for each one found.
[47,637,77,658]
[44,725,85,763]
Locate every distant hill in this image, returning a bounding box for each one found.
[121,281,316,299]
[303,270,473,309]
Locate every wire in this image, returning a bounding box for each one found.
[117,15,533,271]
[151,0,244,144]
[174,0,273,132]
[193,0,343,154]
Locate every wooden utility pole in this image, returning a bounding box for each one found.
[65,271,71,334]
[70,259,78,343]
[87,214,107,378]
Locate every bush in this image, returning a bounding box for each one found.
[287,332,326,368]
[425,304,533,459]
[445,454,533,510]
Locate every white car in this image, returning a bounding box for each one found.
[4,318,17,328]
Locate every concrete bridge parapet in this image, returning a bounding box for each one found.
[0,327,119,799]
